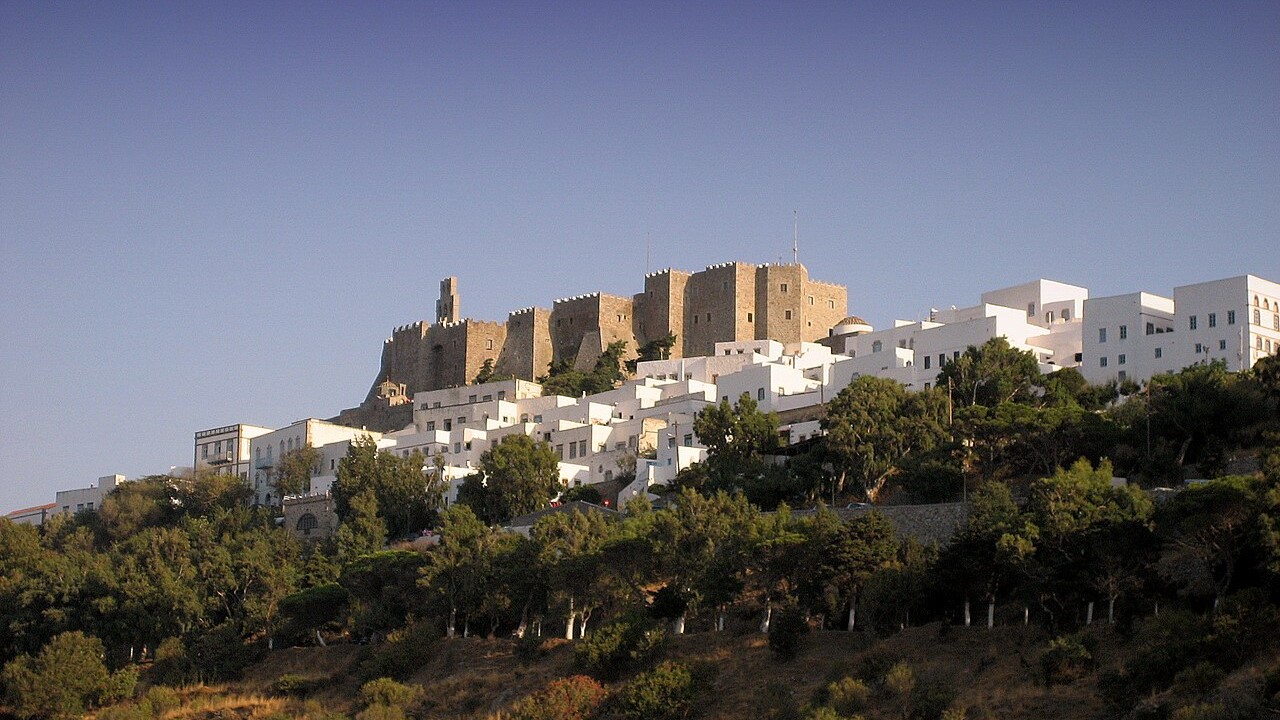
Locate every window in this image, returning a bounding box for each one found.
[1146,322,1155,335]
[757,388,766,401]
[1208,313,1216,328]
[1027,302,1035,317]
[483,394,492,401]
[1063,309,1070,321]
[1099,328,1107,343]
[1228,310,1236,325]
[458,416,466,425]
[784,310,792,320]
[1118,371,1127,382]
[1190,316,1198,330]
[1100,357,1108,367]
[683,434,693,445]
[953,350,960,360]
[426,421,436,431]
[432,401,441,408]
[780,283,789,292]
[1195,343,1203,354]
[443,419,452,431]
[579,440,587,456]
[296,514,318,534]
[1254,309,1261,324]
[923,356,931,369]
[747,312,754,322]
[453,442,461,454]
[828,300,835,309]
[1219,340,1227,350]
[898,339,907,349]
[569,443,577,459]
[1119,325,1127,339]
[469,395,477,403]
[872,340,883,353]
[485,339,493,350]
[1274,314,1279,330]
[1155,347,1163,359]
[939,353,946,367]
[556,444,564,458]
[808,296,814,305]
[202,444,208,459]
[1259,337,1265,350]
[1118,354,1126,365]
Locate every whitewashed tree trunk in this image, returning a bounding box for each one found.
[716,612,725,632]
[578,613,589,638]
[760,601,772,634]
[1154,601,1159,616]
[464,619,470,637]
[315,629,327,647]
[964,600,971,627]
[673,614,685,635]
[565,597,576,640]
[986,602,994,629]
[1023,606,1029,625]
[847,602,857,631]
[447,606,457,638]
[1086,601,1094,625]
[268,636,274,651]
[1108,597,1116,625]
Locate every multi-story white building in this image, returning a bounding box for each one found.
[1082,275,1280,385]
[248,419,383,506]
[193,423,273,482]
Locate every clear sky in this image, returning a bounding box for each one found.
[1,1,1277,510]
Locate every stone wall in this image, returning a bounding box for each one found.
[635,269,690,355]
[496,307,552,380]
[684,262,755,357]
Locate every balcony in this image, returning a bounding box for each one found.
[207,452,234,466]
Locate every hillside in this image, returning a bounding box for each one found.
[80,622,1279,720]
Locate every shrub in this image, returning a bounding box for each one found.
[358,621,440,682]
[141,685,181,716]
[273,673,322,697]
[95,705,150,720]
[911,676,958,720]
[1041,633,1097,686]
[0,631,137,720]
[769,605,809,661]
[147,636,191,686]
[1170,703,1227,720]
[359,677,424,709]
[514,633,549,665]
[506,675,609,720]
[1173,662,1226,697]
[188,623,261,682]
[884,662,915,720]
[826,677,870,715]
[612,661,698,720]
[356,705,408,720]
[574,614,666,681]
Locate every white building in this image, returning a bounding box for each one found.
[1082,275,1280,385]
[55,474,126,516]
[249,419,383,506]
[5,503,56,526]
[193,423,273,482]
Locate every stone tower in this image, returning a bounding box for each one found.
[436,277,460,325]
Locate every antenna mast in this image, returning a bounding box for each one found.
[792,210,798,265]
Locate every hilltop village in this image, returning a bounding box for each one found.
[8,262,1280,534]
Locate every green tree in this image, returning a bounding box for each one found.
[823,377,946,502]
[626,333,677,373]
[690,393,780,494]
[935,337,1044,408]
[541,340,630,397]
[1,631,135,720]
[333,437,441,540]
[274,445,322,499]
[336,488,387,561]
[464,434,561,525]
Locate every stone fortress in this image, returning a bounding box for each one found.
[333,262,847,432]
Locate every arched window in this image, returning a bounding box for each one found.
[872,340,883,353]
[1255,295,1260,307]
[296,513,318,535]
[1062,309,1070,321]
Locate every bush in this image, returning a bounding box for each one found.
[141,685,181,716]
[573,614,666,681]
[911,676,959,720]
[147,636,191,686]
[884,662,915,720]
[769,606,809,661]
[1173,662,1226,697]
[506,675,609,720]
[358,677,424,709]
[612,661,698,720]
[188,623,261,682]
[95,705,150,720]
[273,673,322,697]
[1041,633,1097,686]
[0,631,137,720]
[356,705,407,720]
[825,677,870,715]
[514,633,549,665]
[358,621,440,682]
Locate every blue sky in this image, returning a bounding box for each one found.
[1,1,1277,509]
